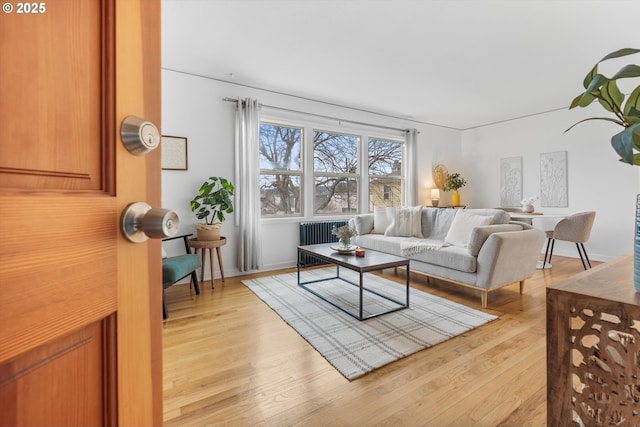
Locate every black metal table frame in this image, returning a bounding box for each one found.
[296,248,410,321]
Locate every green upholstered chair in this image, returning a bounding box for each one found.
[162,234,201,319]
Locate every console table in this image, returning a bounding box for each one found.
[547,254,638,425]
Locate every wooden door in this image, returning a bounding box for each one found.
[0,1,162,425]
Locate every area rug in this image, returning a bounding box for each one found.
[242,268,497,380]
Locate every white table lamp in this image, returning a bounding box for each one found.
[431,189,440,207]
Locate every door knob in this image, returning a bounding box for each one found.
[120,115,160,155]
[121,202,180,242]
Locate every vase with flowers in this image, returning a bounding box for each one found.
[331,225,355,248]
[565,48,640,290]
[520,195,540,213]
[443,172,467,206]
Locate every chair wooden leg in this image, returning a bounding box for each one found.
[519,280,525,294]
[480,291,488,309]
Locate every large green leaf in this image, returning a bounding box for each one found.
[624,86,640,116]
[584,73,609,94]
[598,48,640,63]
[570,91,597,109]
[583,65,598,89]
[633,122,640,148]
[610,64,640,80]
[611,126,636,164]
[599,81,624,113]
[565,116,626,133]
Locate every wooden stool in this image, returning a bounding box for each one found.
[188,237,227,289]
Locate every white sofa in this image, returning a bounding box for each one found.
[349,207,545,309]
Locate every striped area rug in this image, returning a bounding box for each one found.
[242,268,497,380]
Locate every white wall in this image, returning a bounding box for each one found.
[161,70,460,279]
[460,109,639,261]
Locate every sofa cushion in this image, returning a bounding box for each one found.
[353,214,374,235]
[467,224,523,256]
[420,208,456,239]
[372,206,394,234]
[353,234,477,273]
[445,210,493,247]
[162,254,201,287]
[384,206,423,238]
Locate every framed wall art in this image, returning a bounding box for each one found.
[540,151,568,207]
[500,156,522,207]
[161,135,188,170]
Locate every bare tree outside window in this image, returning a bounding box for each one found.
[314,131,359,214]
[259,123,302,216]
[369,138,403,209]
[259,120,406,217]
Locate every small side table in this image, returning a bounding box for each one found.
[188,237,227,288]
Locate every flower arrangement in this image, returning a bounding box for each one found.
[520,195,540,213]
[332,225,355,246]
[520,195,540,206]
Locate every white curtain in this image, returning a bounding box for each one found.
[405,128,418,206]
[234,98,262,271]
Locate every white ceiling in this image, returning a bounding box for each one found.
[161,0,640,130]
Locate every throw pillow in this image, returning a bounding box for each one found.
[444,210,493,248]
[372,206,394,234]
[353,215,374,235]
[384,206,424,238]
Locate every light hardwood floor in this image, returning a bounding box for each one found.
[163,255,596,426]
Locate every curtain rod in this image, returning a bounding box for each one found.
[222,97,410,133]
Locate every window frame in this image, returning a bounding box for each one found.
[258,112,407,222]
[258,120,304,218]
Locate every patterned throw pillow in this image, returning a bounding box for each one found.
[384,206,424,238]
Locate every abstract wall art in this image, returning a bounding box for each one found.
[500,156,522,207]
[540,151,568,207]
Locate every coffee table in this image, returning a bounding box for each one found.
[297,243,410,321]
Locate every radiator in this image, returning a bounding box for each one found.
[298,220,349,266]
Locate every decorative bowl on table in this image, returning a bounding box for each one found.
[330,244,358,254]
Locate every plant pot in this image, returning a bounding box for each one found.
[635,194,640,291]
[522,204,535,213]
[195,223,222,241]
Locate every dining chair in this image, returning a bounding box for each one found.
[542,211,596,270]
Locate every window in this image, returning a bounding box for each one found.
[314,130,359,215]
[259,118,406,218]
[368,138,403,209]
[259,123,302,216]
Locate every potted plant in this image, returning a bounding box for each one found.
[443,172,467,206]
[566,48,640,166]
[566,48,640,289]
[190,176,234,241]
